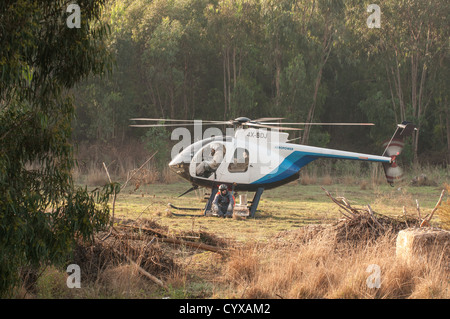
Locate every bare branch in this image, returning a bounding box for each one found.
[102,162,116,241]
[321,187,357,218]
[420,189,446,227]
[121,151,158,190]
[403,206,409,227]
[368,205,384,229]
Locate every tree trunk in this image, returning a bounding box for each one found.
[303,67,323,144]
[385,65,398,124]
[227,46,231,117]
[223,49,227,119]
[183,57,188,119]
[233,46,236,90]
[302,21,332,145]
[393,47,406,122]
[446,97,450,164]
[274,37,281,107]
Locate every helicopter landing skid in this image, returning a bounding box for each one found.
[167,203,204,217]
[168,203,203,211]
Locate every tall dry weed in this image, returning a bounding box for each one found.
[222,227,448,299]
[437,184,450,230]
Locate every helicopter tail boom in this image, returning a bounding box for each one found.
[262,122,416,187]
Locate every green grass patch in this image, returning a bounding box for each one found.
[104,181,443,243]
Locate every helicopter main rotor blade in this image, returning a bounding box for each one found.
[130,118,231,124]
[129,122,228,128]
[260,122,375,126]
[246,123,303,131]
[252,117,285,122]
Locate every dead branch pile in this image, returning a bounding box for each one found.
[72,231,176,285]
[72,217,228,289]
[330,213,417,244]
[270,188,446,249]
[322,187,445,245]
[114,218,229,251]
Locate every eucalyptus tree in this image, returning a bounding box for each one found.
[0,0,115,296]
[345,0,449,163]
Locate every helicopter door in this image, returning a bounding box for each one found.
[191,142,226,180]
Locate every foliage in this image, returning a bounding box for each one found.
[72,0,449,165]
[0,0,114,296]
[142,126,171,171]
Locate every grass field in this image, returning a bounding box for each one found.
[111,180,444,242]
[25,174,448,299]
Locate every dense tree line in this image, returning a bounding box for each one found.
[0,0,447,297]
[72,0,449,166]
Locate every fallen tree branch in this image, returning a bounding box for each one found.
[368,205,384,229]
[117,224,168,238]
[156,237,226,254]
[116,223,226,254]
[321,187,357,218]
[420,189,445,227]
[110,246,167,289]
[338,209,353,220]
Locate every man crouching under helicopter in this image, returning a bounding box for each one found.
[212,184,235,218]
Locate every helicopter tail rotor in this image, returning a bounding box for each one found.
[381,121,417,185]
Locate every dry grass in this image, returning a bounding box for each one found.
[300,171,317,185]
[85,166,110,186]
[29,156,448,299]
[437,184,450,230]
[218,223,449,299]
[26,214,448,299]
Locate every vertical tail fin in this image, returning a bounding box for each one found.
[382,121,417,185]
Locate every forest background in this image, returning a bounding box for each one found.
[0,0,448,298]
[71,0,449,179]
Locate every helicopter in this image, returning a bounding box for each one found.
[130,117,416,217]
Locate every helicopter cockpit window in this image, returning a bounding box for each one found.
[228,148,249,173]
[195,143,226,178]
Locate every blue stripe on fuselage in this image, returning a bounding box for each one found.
[251,151,318,185]
[251,150,380,185]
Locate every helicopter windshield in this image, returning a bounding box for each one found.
[170,135,231,166]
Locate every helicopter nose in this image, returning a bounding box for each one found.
[168,160,181,172]
[169,157,178,168]
[169,160,190,179]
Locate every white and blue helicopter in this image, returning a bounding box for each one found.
[130,117,416,217]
